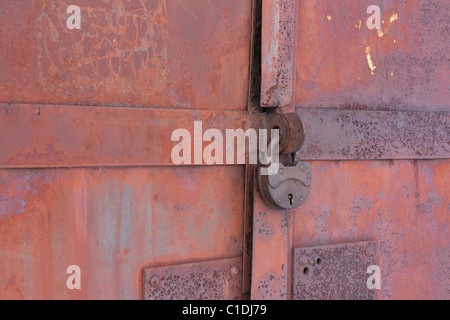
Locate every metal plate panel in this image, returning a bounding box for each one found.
[294,0,449,112]
[293,160,449,299]
[293,241,377,300]
[0,0,251,110]
[0,166,244,299]
[143,258,242,300]
[297,108,450,160]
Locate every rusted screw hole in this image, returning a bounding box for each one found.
[316,258,322,265]
[150,275,160,288]
[298,254,308,266]
[365,245,375,257]
[230,265,240,276]
[303,267,310,276]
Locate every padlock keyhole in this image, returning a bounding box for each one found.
[288,193,293,206]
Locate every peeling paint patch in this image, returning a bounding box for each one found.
[390,13,398,23]
[377,29,384,37]
[365,46,376,75]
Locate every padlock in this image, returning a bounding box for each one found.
[258,152,311,210]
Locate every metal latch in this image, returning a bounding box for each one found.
[258,113,312,210]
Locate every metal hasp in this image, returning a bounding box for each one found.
[258,113,311,210]
[143,258,242,300]
[293,241,377,300]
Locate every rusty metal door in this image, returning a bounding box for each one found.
[0,0,257,300]
[251,0,449,300]
[0,0,448,301]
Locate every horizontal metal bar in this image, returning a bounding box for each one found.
[297,108,450,160]
[1,104,448,168]
[0,104,254,168]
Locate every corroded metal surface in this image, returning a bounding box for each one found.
[261,0,296,107]
[263,113,305,155]
[294,0,449,112]
[143,258,242,300]
[293,241,377,300]
[6,104,447,169]
[293,160,449,299]
[297,108,450,160]
[255,0,450,301]
[281,113,305,155]
[0,0,448,301]
[0,166,245,299]
[251,181,289,300]
[0,0,251,110]
[0,104,254,168]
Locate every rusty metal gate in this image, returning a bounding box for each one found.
[0,0,448,300]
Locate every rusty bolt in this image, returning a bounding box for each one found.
[150,275,160,288]
[230,265,240,276]
[298,254,308,266]
[365,245,375,257]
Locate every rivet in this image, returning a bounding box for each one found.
[150,275,160,288]
[279,168,284,174]
[298,254,308,266]
[365,245,375,257]
[231,265,240,276]
[307,173,311,179]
